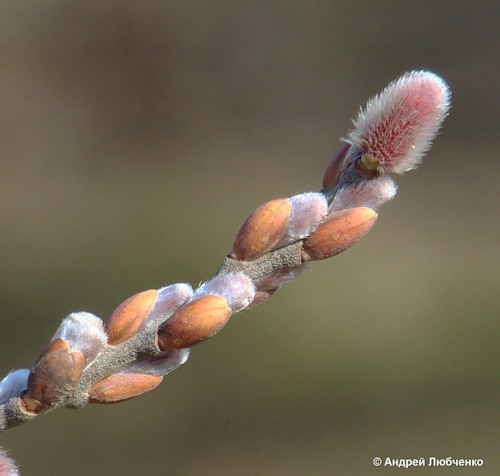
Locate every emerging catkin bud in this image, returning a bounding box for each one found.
[302,207,377,261]
[52,312,107,367]
[121,349,191,376]
[0,369,30,405]
[345,71,451,174]
[277,192,328,246]
[144,284,193,326]
[329,176,397,212]
[194,273,255,312]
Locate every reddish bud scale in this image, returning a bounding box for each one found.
[88,373,163,404]
[302,207,377,261]
[322,143,351,190]
[157,295,232,351]
[106,289,159,345]
[256,266,303,291]
[23,338,85,412]
[230,199,291,261]
[246,289,277,309]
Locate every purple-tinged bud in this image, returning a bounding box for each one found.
[194,273,255,312]
[144,284,193,326]
[329,176,397,213]
[52,312,107,366]
[322,143,351,190]
[106,290,158,345]
[246,289,277,309]
[277,193,328,247]
[256,266,304,292]
[122,349,190,376]
[345,71,451,174]
[0,369,30,405]
[0,448,20,476]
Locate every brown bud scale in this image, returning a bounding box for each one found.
[24,338,85,411]
[302,207,377,261]
[88,373,163,404]
[106,289,158,345]
[157,295,232,351]
[230,199,291,261]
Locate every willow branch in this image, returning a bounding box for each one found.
[0,71,451,475]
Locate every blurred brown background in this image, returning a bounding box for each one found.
[0,1,498,475]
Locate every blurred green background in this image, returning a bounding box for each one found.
[0,1,498,475]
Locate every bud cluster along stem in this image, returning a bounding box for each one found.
[0,71,451,470]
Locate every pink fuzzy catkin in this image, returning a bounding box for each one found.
[0,448,20,476]
[345,71,451,174]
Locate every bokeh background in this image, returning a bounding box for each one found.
[0,1,498,475]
